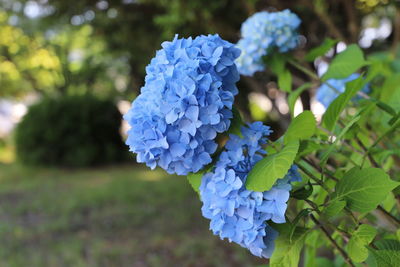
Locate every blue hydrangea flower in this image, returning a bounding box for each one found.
[124,34,241,175]
[236,10,301,76]
[316,73,370,108]
[199,122,301,258]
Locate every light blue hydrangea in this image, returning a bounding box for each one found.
[236,10,301,76]
[199,122,301,258]
[124,34,241,175]
[316,73,370,108]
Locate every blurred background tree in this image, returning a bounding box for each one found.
[2,0,399,114]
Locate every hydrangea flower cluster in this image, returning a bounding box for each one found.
[124,34,241,175]
[236,10,301,76]
[316,73,369,108]
[199,122,301,258]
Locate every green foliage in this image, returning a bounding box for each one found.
[320,114,361,166]
[15,95,126,167]
[322,44,367,81]
[267,54,292,93]
[187,172,204,194]
[305,38,338,61]
[322,200,346,218]
[322,76,365,131]
[246,141,299,192]
[333,168,399,213]
[367,240,400,267]
[347,224,377,262]
[270,223,308,267]
[284,111,316,144]
[291,182,313,200]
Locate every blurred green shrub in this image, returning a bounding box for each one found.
[15,95,126,167]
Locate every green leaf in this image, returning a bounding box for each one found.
[347,224,377,263]
[314,258,335,267]
[322,44,367,81]
[278,69,292,93]
[186,172,203,193]
[367,239,400,266]
[246,141,299,192]
[320,114,361,166]
[291,182,313,200]
[368,249,400,267]
[375,101,397,117]
[376,239,400,250]
[305,38,338,61]
[284,111,316,144]
[267,54,291,93]
[288,83,311,117]
[334,168,400,213]
[380,73,400,103]
[297,140,321,159]
[304,231,320,267]
[289,209,311,242]
[322,200,346,218]
[270,224,308,267]
[322,76,365,131]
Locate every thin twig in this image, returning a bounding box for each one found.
[310,214,356,267]
[297,162,331,192]
[302,157,339,182]
[355,138,379,168]
[377,205,400,226]
[338,118,378,168]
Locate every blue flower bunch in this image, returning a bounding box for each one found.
[236,10,301,76]
[199,122,301,258]
[124,34,241,175]
[316,73,370,108]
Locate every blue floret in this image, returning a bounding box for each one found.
[236,10,301,76]
[199,122,302,258]
[124,34,241,175]
[316,73,370,108]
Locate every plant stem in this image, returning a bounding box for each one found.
[310,214,355,267]
[362,117,400,166]
[297,162,331,192]
[302,157,339,182]
[287,59,319,80]
[337,120,380,168]
[355,137,379,168]
[377,205,400,226]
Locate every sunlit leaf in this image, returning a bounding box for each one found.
[334,168,400,213]
[187,172,203,193]
[305,38,337,61]
[284,111,316,144]
[347,224,377,263]
[322,44,367,81]
[246,141,299,192]
[270,224,308,267]
[322,76,365,131]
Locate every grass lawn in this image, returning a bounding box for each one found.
[0,163,265,267]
